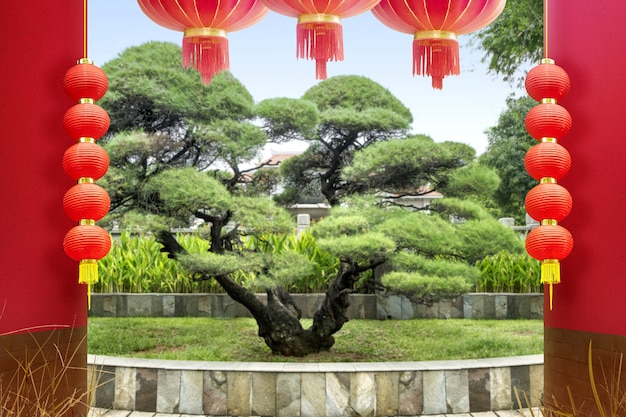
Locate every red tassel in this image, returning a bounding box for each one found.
[413,33,460,90]
[297,15,343,80]
[183,28,229,84]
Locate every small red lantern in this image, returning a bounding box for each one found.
[63,182,111,222]
[63,223,112,285]
[371,0,506,89]
[63,102,111,141]
[63,141,110,181]
[63,59,109,102]
[525,141,571,181]
[137,0,269,83]
[262,0,380,79]
[525,102,572,141]
[525,182,572,223]
[525,223,574,277]
[525,59,570,102]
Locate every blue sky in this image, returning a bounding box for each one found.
[89,0,524,155]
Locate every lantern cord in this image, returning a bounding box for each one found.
[83,0,88,58]
[543,0,549,58]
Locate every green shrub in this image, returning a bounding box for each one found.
[382,271,471,305]
[97,230,339,294]
[475,250,541,293]
[96,232,222,293]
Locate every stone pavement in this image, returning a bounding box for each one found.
[88,407,541,417]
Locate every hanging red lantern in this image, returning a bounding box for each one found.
[261,0,380,80]
[63,59,109,102]
[371,0,506,89]
[525,182,572,223]
[63,223,112,285]
[525,141,571,181]
[525,102,572,141]
[137,0,269,84]
[63,102,111,141]
[63,182,111,222]
[525,59,570,102]
[63,141,110,181]
[525,223,573,278]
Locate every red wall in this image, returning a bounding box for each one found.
[0,1,87,335]
[546,0,626,336]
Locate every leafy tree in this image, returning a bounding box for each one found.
[479,95,536,223]
[99,41,523,357]
[256,75,413,206]
[471,0,543,84]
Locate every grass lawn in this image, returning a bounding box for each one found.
[88,317,543,362]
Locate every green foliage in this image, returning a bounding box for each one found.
[430,198,493,222]
[391,252,480,283]
[317,232,396,265]
[382,272,471,305]
[101,42,255,134]
[273,75,413,206]
[96,232,222,293]
[440,163,500,211]
[480,95,537,222]
[141,167,233,223]
[342,135,470,196]
[255,97,319,141]
[471,0,543,84]
[243,231,340,293]
[455,219,525,265]
[475,251,541,293]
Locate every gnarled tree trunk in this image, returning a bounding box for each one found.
[157,230,360,356]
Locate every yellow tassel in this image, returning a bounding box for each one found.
[541,259,560,310]
[79,259,98,309]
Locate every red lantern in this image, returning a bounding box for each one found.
[526,223,574,266]
[262,0,380,79]
[525,58,570,102]
[525,102,572,141]
[63,141,110,181]
[63,59,109,102]
[63,182,111,222]
[63,102,111,141]
[372,0,506,89]
[525,182,572,223]
[63,223,112,285]
[525,141,571,181]
[137,0,269,84]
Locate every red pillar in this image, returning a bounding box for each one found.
[545,0,626,413]
[0,1,89,415]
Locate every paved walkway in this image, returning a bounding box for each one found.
[88,407,541,417]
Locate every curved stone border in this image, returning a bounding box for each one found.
[89,293,544,320]
[88,354,543,416]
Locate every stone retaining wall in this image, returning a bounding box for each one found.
[88,355,543,416]
[89,293,544,320]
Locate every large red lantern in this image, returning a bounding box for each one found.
[137,0,269,84]
[262,0,381,79]
[371,0,506,89]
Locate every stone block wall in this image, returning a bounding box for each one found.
[89,293,544,320]
[88,355,543,416]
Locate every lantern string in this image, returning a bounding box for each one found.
[83,0,88,58]
[543,0,549,58]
